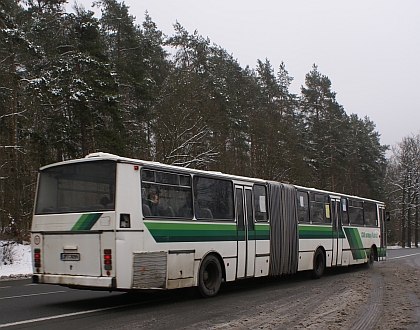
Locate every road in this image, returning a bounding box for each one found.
[0,248,419,329]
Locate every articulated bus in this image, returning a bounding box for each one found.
[31,153,388,297]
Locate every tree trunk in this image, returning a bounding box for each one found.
[416,177,419,247]
[402,180,406,248]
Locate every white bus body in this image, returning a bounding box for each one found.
[31,153,387,297]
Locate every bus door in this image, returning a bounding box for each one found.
[235,185,256,278]
[331,197,343,266]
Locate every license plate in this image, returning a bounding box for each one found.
[60,253,80,261]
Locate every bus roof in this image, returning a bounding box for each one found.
[39,153,385,204]
[294,184,384,205]
[39,152,268,185]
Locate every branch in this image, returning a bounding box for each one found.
[0,53,14,65]
[0,110,27,120]
[0,146,26,154]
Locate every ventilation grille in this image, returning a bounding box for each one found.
[132,252,167,289]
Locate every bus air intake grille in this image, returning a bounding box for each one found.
[132,252,167,289]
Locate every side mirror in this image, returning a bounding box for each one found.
[386,211,391,222]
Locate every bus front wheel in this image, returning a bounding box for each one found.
[312,248,325,279]
[198,254,222,298]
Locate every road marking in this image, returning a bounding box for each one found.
[0,290,66,300]
[0,286,11,290]
[388,252,420,260]
[0,302,139,328]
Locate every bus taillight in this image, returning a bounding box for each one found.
[34,248,41,271]
[104,249,112,274]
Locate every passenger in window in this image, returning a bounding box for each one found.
[100,196,110,208]
[147,192,160,216]
[179,200,193,218]
[355,212,363,225]
[314,212,323,222]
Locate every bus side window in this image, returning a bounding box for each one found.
[364,202,378,227]
[245,189,254,231]
[310,193,328,224]
[342,199,349,225]
[254,185,268,222]
[193,176,234,221]
[141,169,193,219]
[349,200,364,225]
[236,188,245,230]
[297,191,309,223]
[324,200,331,224]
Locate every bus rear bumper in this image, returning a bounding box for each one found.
[32,274,116,289]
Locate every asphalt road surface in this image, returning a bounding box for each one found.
[1,248,419,329]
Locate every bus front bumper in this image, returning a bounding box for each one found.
[32,274,116,290]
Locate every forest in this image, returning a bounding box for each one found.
[0,0,418,245]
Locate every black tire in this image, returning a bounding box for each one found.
[312,248,325,279]
[198,254,222,298]
[366,247,375,268]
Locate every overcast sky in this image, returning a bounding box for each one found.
[76,0,420,151]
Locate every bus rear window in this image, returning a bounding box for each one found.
[35,161,116,214]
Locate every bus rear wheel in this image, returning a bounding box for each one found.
[366,247,375,268]
[198,254,222,298]
[312,248,325,279]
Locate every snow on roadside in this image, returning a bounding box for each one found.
[0,242,33,279]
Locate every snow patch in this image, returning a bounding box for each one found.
[0,241,33,278]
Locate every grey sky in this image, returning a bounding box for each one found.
[77,0,420,150]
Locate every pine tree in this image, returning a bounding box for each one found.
[251,59,300,182]
[346,115,387,198]
[97,1,167,159]
[157,23,216,168]
[275,62,302,184]
[205,46,253,176]
[252,58,279,179]
[26,3,122,160]
[0,0,36,238]
[300,64,348,191]
[72,5,124,155]
[387,135,420,246]
[135,12,169,160]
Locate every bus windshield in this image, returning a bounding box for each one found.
[35,160,116,214]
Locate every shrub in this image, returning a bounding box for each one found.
[0,241,16,265]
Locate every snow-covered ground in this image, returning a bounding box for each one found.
[0,242,33,278]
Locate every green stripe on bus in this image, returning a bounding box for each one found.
[145,222,360,243]
[299,225,345,239]
[255,223,270,240]
[144,221,271,243]
[145,221,237,242]
[71,213,102,231]
[237,231,246,241]
[343,227,366,259]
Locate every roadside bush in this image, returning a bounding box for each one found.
[0,241,16,265]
